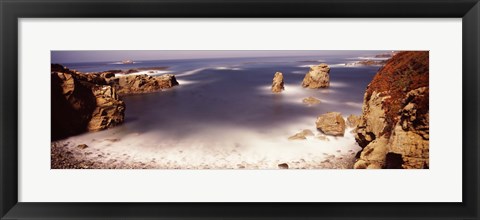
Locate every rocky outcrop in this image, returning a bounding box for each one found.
[346,114,360,128]
[288,129,314,140]
[278,163,289,169]
[271,72,285,93]
[51,64,125,140]
[87,83,125,131]
[302,97,321,106]
[302,64,330,88]
[110,74,179,95]
[354,51,429,169]
[51,64,181,140]
[315,112,346,136]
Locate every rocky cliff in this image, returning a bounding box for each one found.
[51,64,125,141]
[51,64,180,140]
[354,51,429,169]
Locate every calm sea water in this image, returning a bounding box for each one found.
[58,54,386,168]
[61,55,380,138]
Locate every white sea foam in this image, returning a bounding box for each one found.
[298,64,315,68]
[345,102,363,108]
[349,56,390,60]
[213,66,242,71]
[176,79,200,85]
[291,70,306,74]
[175,68,208,77]
[329,63,348,68]
[114,70,171,78]
[299,63,357,68]
[109,61,141,65]
[60,116,361,169]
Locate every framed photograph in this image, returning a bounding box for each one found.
[1,0,479,219]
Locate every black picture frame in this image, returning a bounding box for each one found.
[1,0,479,219]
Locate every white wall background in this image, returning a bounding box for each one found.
[18,18,462,202]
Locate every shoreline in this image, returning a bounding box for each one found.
[51,140,358,169]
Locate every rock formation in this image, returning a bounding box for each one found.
[278,163,289,169]
[315,112,346,136]
[51,64,181,140]
[108,74,179,95]
[346,114,360,128]
[302,64,330,88]
[354,51,429,169]
[271,72,284,93]
[288,129,314,140]
[51,64,125,140]
[302,97,321,106]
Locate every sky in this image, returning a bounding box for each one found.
[51,50,390,63]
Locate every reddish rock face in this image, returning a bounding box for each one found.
[51,65,125,141]
[354,51,429,169]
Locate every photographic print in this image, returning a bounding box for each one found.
[50,50,429,169]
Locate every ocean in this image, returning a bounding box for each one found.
[57,54,383,169]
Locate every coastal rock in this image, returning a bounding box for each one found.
[51,64,125,140]
[288,129,314,140]
[302,96,321,106]
[278,163,289,169]
[87,85,126,131]
[315,112,346,136]
[302,64,330,89]
[77,144,89,149]
[354,51,429,169]
[271,72,285,93]
[346,114,360,128]
[114,74,179,95]
[288,133,306,140]
[157,74,179,89]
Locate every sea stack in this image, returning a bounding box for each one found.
[271,72,285,93]
[302,63,330,88]
[354,51,429,169]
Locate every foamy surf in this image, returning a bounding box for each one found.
[54,116,361,169]
[213,66,242,71]
[175,68,208,77]
[109,61,141,65]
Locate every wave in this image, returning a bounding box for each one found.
[329,63,347,68]
[299,63,353,68]
[213,66,242,71]
[348,57,390,61]
[345,102,363,108]
[298,64,315,68]
[109,61,141,65]
[114,70,171,77]
[175,68,208,77]
[291,70,306,74]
